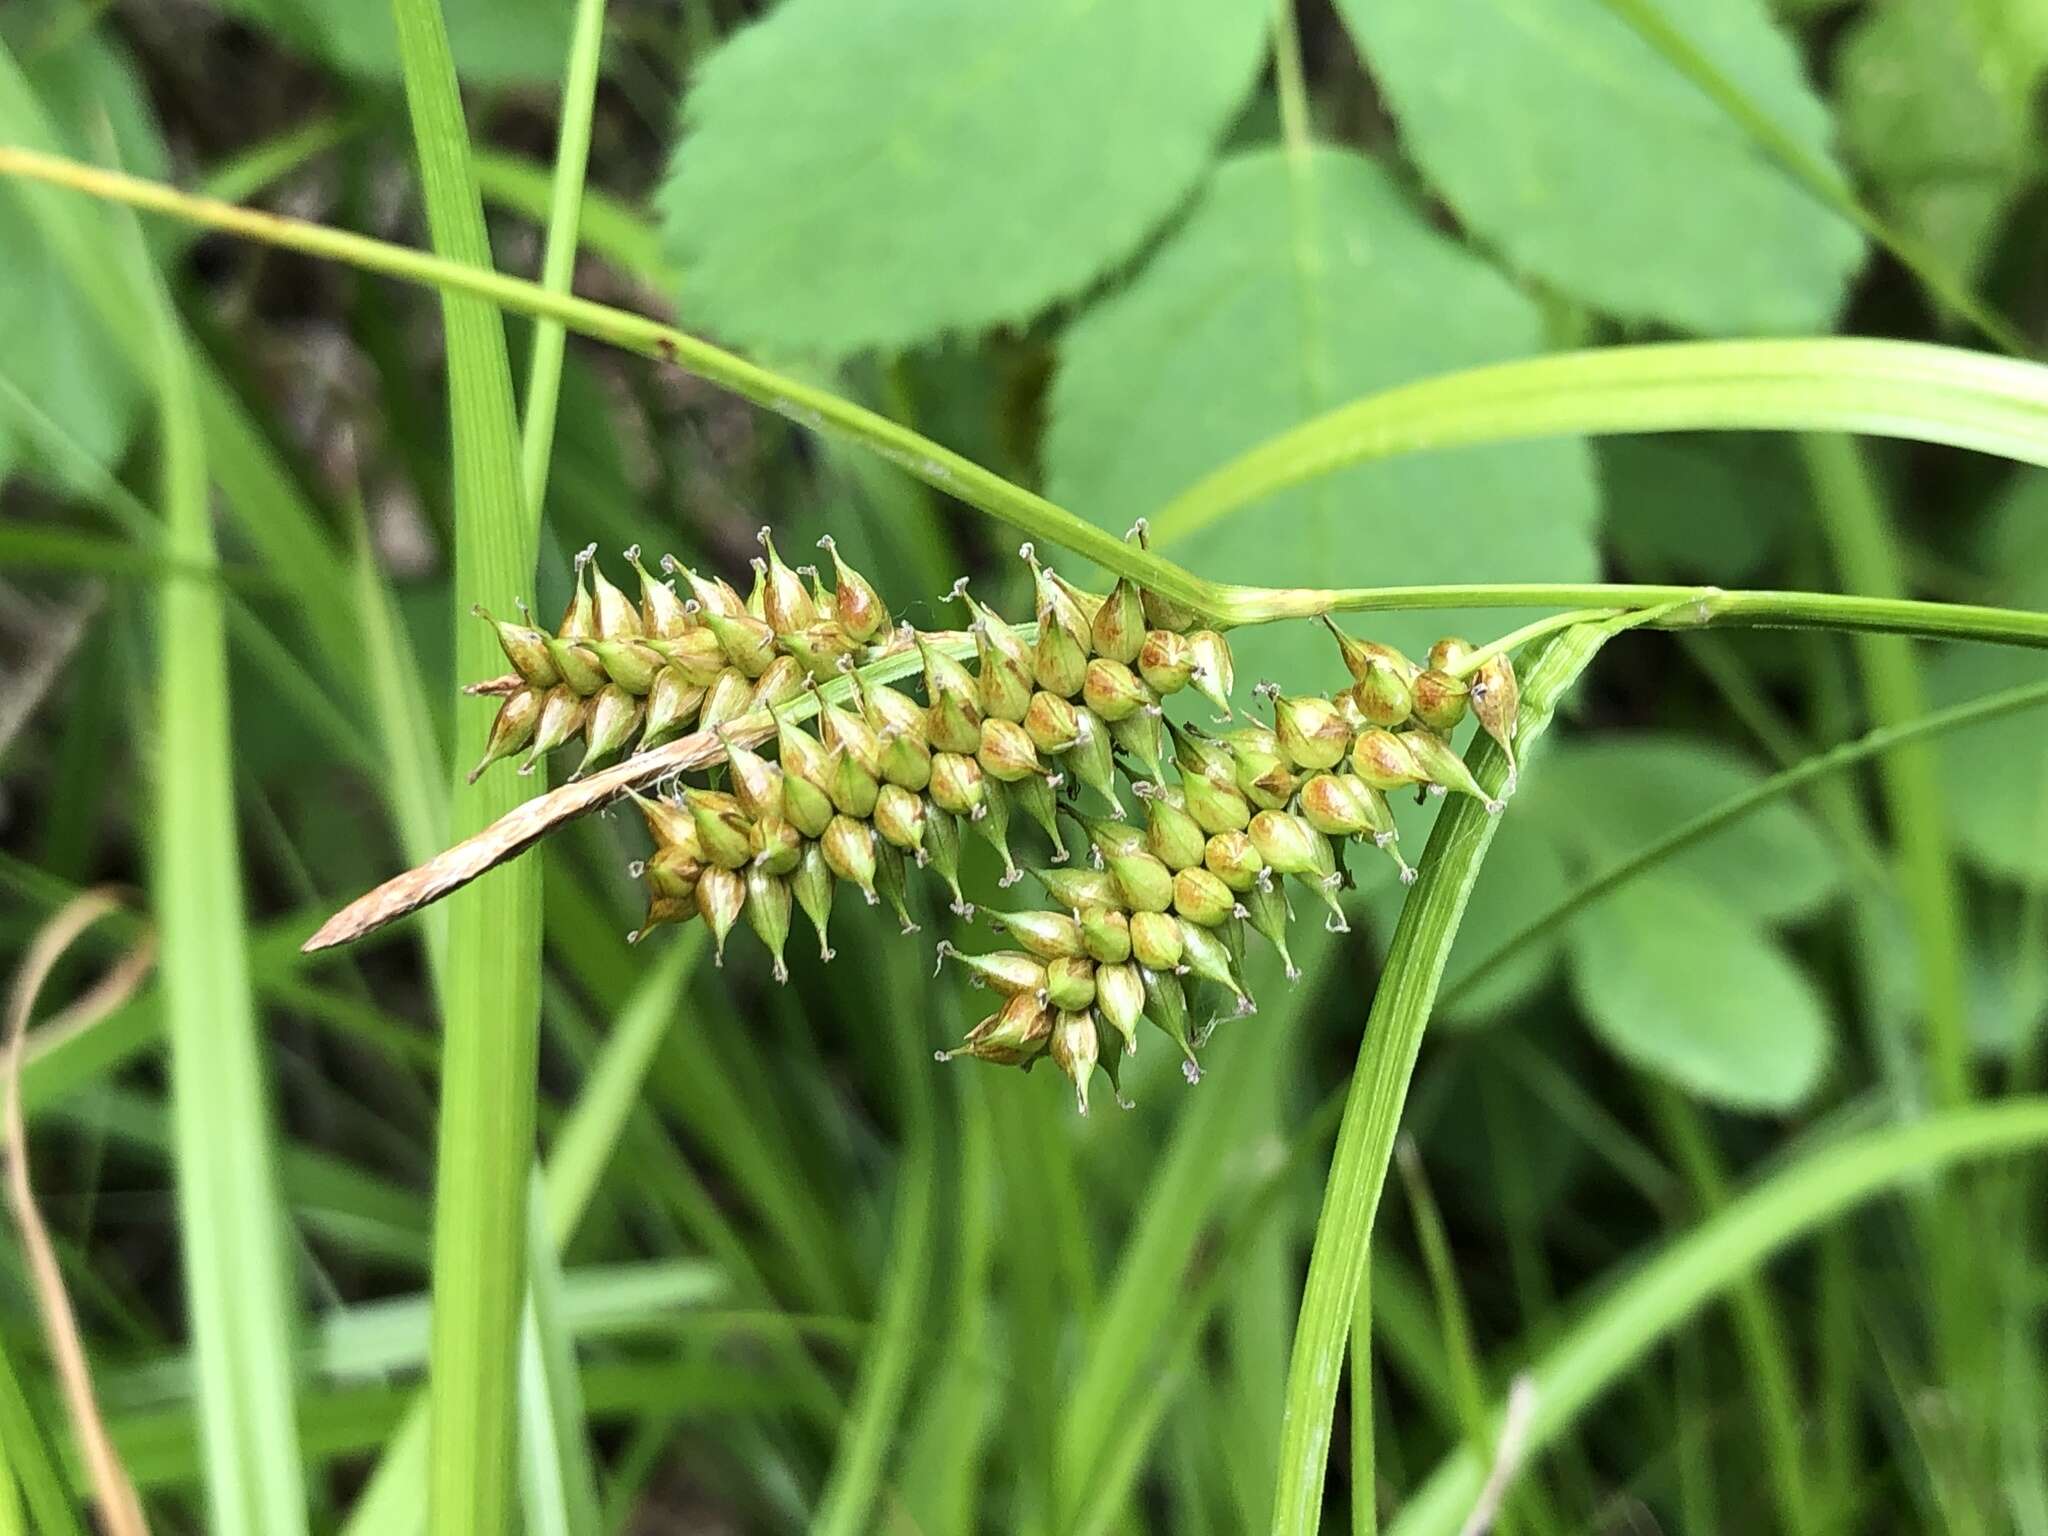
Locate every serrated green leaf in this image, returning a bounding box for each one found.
[1837,0,2048,284]
[1047,145,1600,685]
[1600,434,1803,581]
[1567,874,1831,1109]
[0,12,164,487]
[658,0,1268,357]
[1334,0,1864,333]
[1530,734,1843,921]
[206,0,573,84]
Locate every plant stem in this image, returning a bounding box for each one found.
[1270,621,1615,1536]
[9,145,2048,652]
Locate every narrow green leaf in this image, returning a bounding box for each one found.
[384,4,542,1536]
[140,198,310,1534]
[1334,0,1863,332]
[1152,339,2048,546]
[212,0,575,84]
[660,0,1268,355]
[516,1178,603,1536]
[0,1332,84,1536]
[1387,1100,2048,1536]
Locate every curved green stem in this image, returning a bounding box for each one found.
[8,146,2048,655]
[1270,620,1616,1536]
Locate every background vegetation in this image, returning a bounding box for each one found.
[2,0,2047,1532]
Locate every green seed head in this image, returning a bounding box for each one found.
[1079,904,1133,964]
[477,606,561,689]
[1427,636,1475,673]
[1138,963,1201,1080]
[852,667,929,748]
[925,805,967,912]
[651,626,729,687]
[1034,594,1092,698]
[876,727,933,793]
[1350,655,1415,729]
[1178,917,1251,1010]
[557,549,597,638]
[1137,782,1207,871]
[1187,629,1235,718]
[1350,726,1426,792]
[1180,762,1253,836]
[816,534,891,643]
[1091,577,1148,665]
[1081,656,1150,722]
[640,668,706,748]
[469,688,541,783]
[977,716,1043,782]
[1402,729,1502,814]
[630,895,694,946]
[697,667,757,737]
[588,555,644,640]
[1036,864,1119,909]
[1082,814,1149,863]
[700,608,778,679]
[685,788,756,870]
[742,865,795,982]
[874,839,920,933]
[1240,877,1299,978]
[1249,809,1322,877]
[1298,771,1376,838]
[939,943,1048,997]
[1322,617,1415,689]
[587,639,663,697]
[520,685,587,773]
[1009,772,1068,861]
[984,908,1085,961]
[928,750,988,820]
[575,684,644,776]
[754,529,818,635]
[545,635,607,697]
[1022,690,1081,756]
[695,864,746,966]
[1108,706,1168,783]
[1066,705,1123,817]
[792,839,836,959]
[973,621,1036,724]
[874,781,929,857]
[628,547,693,640]
[1129,908,1185,971]
[1137,628,1194,695]
[968,778,1020,884]
[1469,653,1522,790]
[1095,961,1144,1053]
[1203,829,1264,892]
[631,789,700,854]
[1269,688,1352,771]
[751,653,810,713]
[1172,866,1236,928]
[777,622,857,682]
[959,989,1055,1060]
[666,558,747,623]
[1108,848,1176,913]
[1050,1009,1101,1114]
[1045,954,1098,1012]
[816,814,875,904]
[827,741,881,819]
[718,728,785,820]
[1410,667,1470,733]
[749,812,804,876]
[643,842,705,901]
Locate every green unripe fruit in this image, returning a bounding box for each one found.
[742,866,795,982]
[877,727,933,792]
[1351,726,1426,792]
[469,687,541,782]
[817,534,890,642]
[628,546,692,639]
[792,833,836,959]
[751,654,809,710]
[1108,849,1176,913]
[698,667,756,736]
[1181,763,1253,835]
[1350,655,1415,728]
[545,636,606,696]
[719,729,784,819]
[478,606,561,689]
[520,685,586,772]
[1023,690,1081,755]
[1402,728,1502,814]
[1109,706,1168,782]
[821,814,879,903]
[1082,814,1149,862]
[1204,830,1264,892]
[1034,595,1091,697]
[1470,652,1522,791]
[1095,961,1144,1054]
[1411,667,1470,733]
[978,716,1044,782]
[1271,691,1352,771]
[975,621,1036,723]
[1082,657,1151,722]
[1427,636,1475,673]
[1298,772,1377,838]
[1091,577,1148,665]
[1066,705,1123,816]
[749,813,803,876]
[984,908,1085,961]
[1138,963,1201,1081]
[640,668,705,748]
[1045,955,1098,1012]
[938,944,1047,997]
[1137,629,1194,695]
[1129,909,1185,971]
[686,789,755,870]
[586,638,663,696]
[1050,1008,1101,1115]
[1249,809,1322,877]
[828,742,881,819]
[1187,629,1235,718]
[695,864,745,967]
[755,529,817,635]
[928,751,988,820]
[701,608,778,679]
[1241,877,1299,979]
[587,556,644,640]
[1079,905,1133,964]
[1178,917,1251,1010]
[1139,785,1208,871]
[1172,866,1236,927]
[1036,865,1120,909]
[642,842,704,902]
[874,839,920,934]
[874,782,928,857]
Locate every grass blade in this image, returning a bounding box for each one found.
[1387,1100,2048,1536]
[1270,622,1615,1536]
[516,1177,603,1536]
[382,2,542,1533]
[1151,339,2048,545]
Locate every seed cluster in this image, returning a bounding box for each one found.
[468,528,1521,1113]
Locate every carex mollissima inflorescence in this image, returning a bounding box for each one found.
[465,526,1522,1115]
